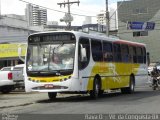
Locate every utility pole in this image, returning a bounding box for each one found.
[106,0,110,36]
[57,0,80,30]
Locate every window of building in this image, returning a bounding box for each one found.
[133,8,148,14]
[133,31,148,37]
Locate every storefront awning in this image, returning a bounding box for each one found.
[0,44,27,58]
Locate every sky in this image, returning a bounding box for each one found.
[0,0,120,25]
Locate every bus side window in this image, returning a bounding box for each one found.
[133,47,137,63]
[137,47,143,63]
[129,46,133,63]
[78,38,90,70]
[143,47,147,64]
[121,44,129,62]
[113,43,121,62]
[91,40,103,62]
[103,42,113,62]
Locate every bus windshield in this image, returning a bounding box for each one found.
[27,42,75,74]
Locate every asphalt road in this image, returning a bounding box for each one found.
[0,85,160,120]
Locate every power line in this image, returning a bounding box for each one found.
[19,0,96,17]
[18,0,123,24]
[57,0,80,30]
[109,0,124,21]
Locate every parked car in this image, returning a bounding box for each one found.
[0,64,24,93]
[12,64,25,88]
[0,66,15,93]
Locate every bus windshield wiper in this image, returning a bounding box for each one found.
[53,43,64,51]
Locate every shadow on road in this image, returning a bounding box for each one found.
[36,88,160,103]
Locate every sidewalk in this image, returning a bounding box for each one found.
[0,92,47,109]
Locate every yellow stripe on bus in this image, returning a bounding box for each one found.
[29,75,72,83]
[87,62,140,90]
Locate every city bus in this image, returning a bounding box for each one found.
[25,31,149,100]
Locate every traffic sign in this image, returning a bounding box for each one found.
[127,21,155,30]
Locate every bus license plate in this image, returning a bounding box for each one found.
[44,84,54,89]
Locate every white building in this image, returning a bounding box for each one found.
[47,21,58,26]
[26,4,47,26]
[109,9,118,31]
[0,14,29,43]
[0,14,43,68]
[97,10,106,25]
[83,16,92,25]
[97,10,117,30]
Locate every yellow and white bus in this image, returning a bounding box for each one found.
[25,31,149,100]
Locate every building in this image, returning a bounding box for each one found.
[0,14,29,43]
[47,21,58,26]
[0,14,41,68]
[110,8,118,31]
[26,4,47,26]
[83,16,92,25]
[97,10,118,31]
[97,10,106,25]
[117,0,160,62]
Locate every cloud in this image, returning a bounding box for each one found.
[80,0,105,6]
[1,0,118,25]
[1,0,26,15]
[109,3,117,10]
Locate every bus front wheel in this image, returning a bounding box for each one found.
[48,92,57,100]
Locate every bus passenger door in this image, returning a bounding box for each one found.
[78,38,91,91]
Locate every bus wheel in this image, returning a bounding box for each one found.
[90,77,100,99]
[121,76,135,94]
[48,92,57,100]
[99,90,104,96]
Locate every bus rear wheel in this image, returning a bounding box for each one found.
[121,76,135,94]
[90,77,101,99]
[48,92,57,100]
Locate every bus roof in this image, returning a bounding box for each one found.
[29,31,146,47]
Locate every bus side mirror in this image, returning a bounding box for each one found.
[18,47,25,62]
[18,47,22,55]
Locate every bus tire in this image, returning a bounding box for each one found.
[90,77,100,99]
[153,86,157,90]
[48,92,57,100]
[99,90,104,96]
[121,75,135,94]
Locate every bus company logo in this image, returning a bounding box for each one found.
[2,113,18,120]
